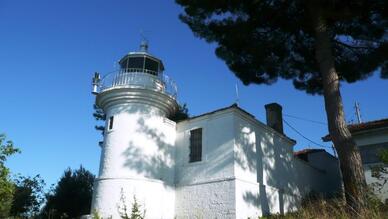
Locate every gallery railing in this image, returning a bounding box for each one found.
[97,68,177,98]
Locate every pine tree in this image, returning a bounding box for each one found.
[176,0,387,214]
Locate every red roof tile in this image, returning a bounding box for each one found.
[348,118,388,133]
[322,118,388,141]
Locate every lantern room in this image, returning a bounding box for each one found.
[118,41,164,76]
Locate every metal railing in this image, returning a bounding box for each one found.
[119,67,159,76]
[97,69,177,98]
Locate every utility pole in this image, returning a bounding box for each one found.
[355,101,362,124]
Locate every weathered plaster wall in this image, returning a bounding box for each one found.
[175,179,236,218]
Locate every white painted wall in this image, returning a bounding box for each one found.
[174,108,341,218]
[175,180,236,218]
[307,151,342,195]
[92,101,343,218]
[175,110,236,218]
[353,129,388,202]
[353,129,388,146]
[232,109,341,218]
[233,110,301,218]
[92,100,177,218]
[92,178,175,218]
[364,164,388,202]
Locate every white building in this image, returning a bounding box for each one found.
[90,43,342,218]
[323,119,388,202]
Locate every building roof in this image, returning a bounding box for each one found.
[294,149,325,162]
[294,148,337,162]
[322,118,388,142]
[179,104,296,144]
[186,104,253,121]
[294,148,325,156]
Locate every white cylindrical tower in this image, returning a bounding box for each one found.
[91,42,178,218]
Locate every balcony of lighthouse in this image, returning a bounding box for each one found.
[94,68,178,99]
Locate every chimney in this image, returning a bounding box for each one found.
[265,103,284,134]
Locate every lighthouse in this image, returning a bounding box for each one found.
[91,41,178,218]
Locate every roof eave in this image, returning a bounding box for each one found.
[322,126,388,142]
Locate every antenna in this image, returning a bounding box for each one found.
[140,29,149,52]
[354,101,362,124]
[235,83,239,106]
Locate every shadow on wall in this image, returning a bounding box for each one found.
[235,121,332,216]
[105,105,339,216]
[174,116,236,186]
[101,104,176,188]
[122,118,175,187]
[115,104,235,189]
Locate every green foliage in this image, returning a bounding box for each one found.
[176,0,387,95]
[10,174,45,218]
[379,149,388,163]
[0,134,20,164]
[129,196,145,219]
[40,166,95,219]
[169,103,189,122]
[118,190,145,219]
[370,149,388,195]
[93,104,106,136]
[0,133,20,218]
[91,209,103,219]
[176,0,387,212]
[259,196,388,219]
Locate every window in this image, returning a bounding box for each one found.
[108,116,114,130]
[189,128,202,162]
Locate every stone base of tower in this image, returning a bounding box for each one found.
[91,178,175,219]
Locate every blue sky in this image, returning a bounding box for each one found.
[1,0,387,188]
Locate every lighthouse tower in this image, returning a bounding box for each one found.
[91,42,178,218]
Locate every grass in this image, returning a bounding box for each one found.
[261,196,388,219]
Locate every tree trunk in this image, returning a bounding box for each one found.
[311,8,367,214]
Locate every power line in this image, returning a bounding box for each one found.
[283,113,327,126]
[283,119,332,149]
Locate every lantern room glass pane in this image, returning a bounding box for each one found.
[120,57,144,70]
[144,57,159,73]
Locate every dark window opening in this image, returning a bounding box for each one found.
[189,128,202,162]
[108,116,114,130]
[119,56,160,76]
[144,57,159,73]
[120,57,144,69]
